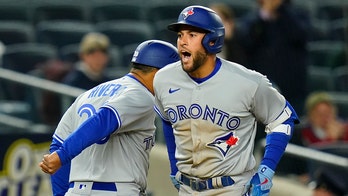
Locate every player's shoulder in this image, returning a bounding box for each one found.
[154,61,181,80]
[220,58,265,82]
[157,61,181,74]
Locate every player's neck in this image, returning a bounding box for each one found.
[130,71,155,95]
[189,55,216,78]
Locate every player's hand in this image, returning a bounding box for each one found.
[39,152,62,175]
[248,165,274,196]
[170,175,180,191]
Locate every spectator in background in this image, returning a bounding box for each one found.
[209,3,247,65]
[63,32,111,90]
[301,91,348,146]
[29,59,71,125]
[312,168,348,196]
[240,0,310,116]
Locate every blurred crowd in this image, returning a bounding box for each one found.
[0,0,347,195]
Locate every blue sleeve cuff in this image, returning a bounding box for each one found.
[49,138,70,196]
[258,164,274,179]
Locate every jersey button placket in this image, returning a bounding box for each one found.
[191,86,201,167]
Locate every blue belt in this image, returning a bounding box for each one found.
[69,182,117,192]
[179,174,235,192]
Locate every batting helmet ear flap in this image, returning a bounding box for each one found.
[202,29,224,54]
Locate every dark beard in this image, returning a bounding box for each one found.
[182,50,208,73]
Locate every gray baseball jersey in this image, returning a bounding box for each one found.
[53,74,156,190]
[154,58,285,179]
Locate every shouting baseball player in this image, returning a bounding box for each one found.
[39,40,179,196]
[153,5,299,196]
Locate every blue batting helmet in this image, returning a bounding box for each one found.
[168,5,225,54]
[131,40,179,69]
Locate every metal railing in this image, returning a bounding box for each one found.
[256,139,348,169]
[0,67,85,130]
[0,67,84,106]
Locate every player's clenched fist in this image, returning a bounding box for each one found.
[39,152,62,175]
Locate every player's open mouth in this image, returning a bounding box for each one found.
[181,51,191,63]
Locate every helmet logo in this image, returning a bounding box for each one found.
[182,8,194,19]
[132,50,139,62]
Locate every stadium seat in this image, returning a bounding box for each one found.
[95,20,154,48]
[291,0,317,19]
[307,40,346,69]
[306,65,334,92]
[107,45,124,70]
[0,21,35,45]
[106,46,128,79]
[32,1,87,24]
[1,43,58,101]
[314,0,346,22]
[36,21,95,49]
[146,2,190,22]
[153,19,178,46]
[120,43,139,68]
[0,3,31,22]
[309,20,330,41]
[328,19,347,41]
[2,43,58,73]
[332,65,348,92]
[59,44,80,64]
[89,2,146,23]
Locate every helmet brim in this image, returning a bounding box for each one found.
[167,22,210,33]
[167,22,181,32]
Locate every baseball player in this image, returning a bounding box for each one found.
[153,5,299,196]
[39,40,180,196]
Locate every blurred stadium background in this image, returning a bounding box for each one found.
[0,0,347,195]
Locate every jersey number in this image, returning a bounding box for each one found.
[78,104,110,144]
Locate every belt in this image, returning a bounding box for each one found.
[69,182,117,192]
[178,173,235,192]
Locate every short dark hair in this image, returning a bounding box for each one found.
[131,62,157,73]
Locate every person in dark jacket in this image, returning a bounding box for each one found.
[209,3,248,66]
[240,0,311,116]
[63,32,111,90]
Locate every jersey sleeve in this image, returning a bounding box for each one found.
[162,119,178,175]
[154,96,169,121]
[153,73,170,122]
[52,104,76,143]
[49,138,70,196]
[251,76,286,124]
[102,88,155,133]
[252,76,300,171]
[56,107,120,165]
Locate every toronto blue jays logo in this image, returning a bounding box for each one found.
[182,8,194,19]
[207,132,239,157]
